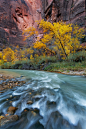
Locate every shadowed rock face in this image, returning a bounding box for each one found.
[44,0,86,25]
[0,0,86,47]
[43,0,86,42]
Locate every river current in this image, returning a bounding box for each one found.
[0,69,86,129]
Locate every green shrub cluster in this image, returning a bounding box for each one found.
[66,51,86,62]
[1,56,58,70]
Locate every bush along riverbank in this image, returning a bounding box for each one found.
[1,51,86,76]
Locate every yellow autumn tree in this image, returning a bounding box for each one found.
[37,20,85,58]
[3,48,15,62]
[23,19,85,58]
[14,47,26,61]
[0,52,3,65]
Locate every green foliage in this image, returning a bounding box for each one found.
[44,63,59,71]
[1,62,13,69]
[67,51,86,62]
[33,56,58,64]
[44,61,86,71]
[1,59,30,69]
[28,56,58,70]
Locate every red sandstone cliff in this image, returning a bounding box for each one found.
[0,0,42,47]
[0,0,86,47]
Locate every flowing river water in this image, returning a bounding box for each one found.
[0,69,86,129]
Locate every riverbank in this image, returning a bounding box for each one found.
[0,73,26,92]
[0,50,86,77]
[0,68,86,83]
[52,70,86,76]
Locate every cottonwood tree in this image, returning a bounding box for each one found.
[23,20,85,59]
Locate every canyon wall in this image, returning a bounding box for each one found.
[44,0,85,26]
[0,0,86,47]
[0,0,42,47]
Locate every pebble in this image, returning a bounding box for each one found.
[27,101,33,104]
[0,75,26,92]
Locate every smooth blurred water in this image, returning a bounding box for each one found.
[0,69,86,129]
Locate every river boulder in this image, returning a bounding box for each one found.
[0,115,18,127]
[7,106,18,115]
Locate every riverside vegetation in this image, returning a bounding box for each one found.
[0,20,86,74]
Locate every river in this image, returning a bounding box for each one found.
[0,69,86,129]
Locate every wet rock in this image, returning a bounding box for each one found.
[33,108,39,114]
[0,75,26,92]
[46,111,75,128]
[0,115,19,127]
[27,101,33,105]
[0,92,4,94]
[21,108,30,117]
[31,111,37,116]
[47,101,56,106]
[29,108,40,114]
[24,108,29,112]
[7,106,18,115]
[30,121,44,129]
[0,75,3,78]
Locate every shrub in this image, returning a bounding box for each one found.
[1,62,13,69]
[3,48,15,62]
[67,50,86,62]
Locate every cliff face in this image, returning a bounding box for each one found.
[44,0,85,26]
[43,0,86,42]
[0,0,42,47]
[0,0,86,47]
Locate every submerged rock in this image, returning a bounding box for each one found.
[7,106,18,115]
[32,108,39,114]
[46,111,75,129]
[0,115,19,127]
[27,100,33,105]
[0,75,26,92]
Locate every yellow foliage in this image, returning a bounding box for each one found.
[0,52,2,59]
[37,20,85,57]
[14,48,27,61]
[30,55,34,60]
[34,54,39,58]
[0,116,4,119]
[24,48,34,55]
[33,41,46,49]
[23,26,38,41]
[22,19,85,58]
[3,48,15,62]
[65,46,70,55]
[0,52,3,64]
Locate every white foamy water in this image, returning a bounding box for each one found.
[73,93,86,107]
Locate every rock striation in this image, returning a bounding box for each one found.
[0,0,86,47]
[0,0,42,47]
[44,0,86,26]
